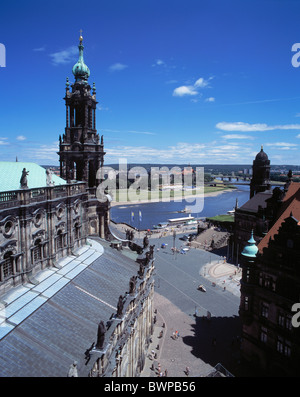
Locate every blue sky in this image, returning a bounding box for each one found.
[1,0,300,165]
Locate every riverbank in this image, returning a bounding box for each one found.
[110,186,236,207]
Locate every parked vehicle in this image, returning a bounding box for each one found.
[179,235,189,241]
[197,284,206,292]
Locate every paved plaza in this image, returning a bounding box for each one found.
[138,230,243,377]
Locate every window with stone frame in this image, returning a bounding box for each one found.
[277,336,291,357]
[2,251,14,279]
[259,272,276,291]
[33,239,42,263]
[74,222,80,240]
[57,230,63,249]
[278,312,292,330]
[260,326,268,343]
[261,302,269,318]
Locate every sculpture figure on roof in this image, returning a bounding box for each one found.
[46,168,54,186]
[20,168,29,189]
[143,235,149,249]
[149,245,155,259]
[96,320,106,350]
[67,361,78,377]
[117,295,124,318]
[138,262,145,279]
[129,275,137,295]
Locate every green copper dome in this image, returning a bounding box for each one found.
[72,34,90,83]
[242,230,258,258]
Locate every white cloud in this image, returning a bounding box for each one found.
[265,142,298,146]
[102,128,156,136]
[265,142,298,150]
[97,105,109,112]
[216,121,300,132]
[0,137,8,145]
[105,141,255,164]
[173,77,213,97]
[222,134,254,140]
[33,46,46,52]
[194,77,212,88]
[109,63,128,72]
[25,142,59,162]
[49,46,78,65]
[205,97,215,102]
[128,130,156,136]
[152,59,166,67]
[173,85,198,96]
[16,135,26,141]
[296,134,300,138]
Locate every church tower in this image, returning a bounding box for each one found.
[250,146,271,198]
[58,33,105,188]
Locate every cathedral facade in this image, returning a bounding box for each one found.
[0,34,110,295]
[0,34,154,377]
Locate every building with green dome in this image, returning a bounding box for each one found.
[0,34,110,293]
[0,34,155,378]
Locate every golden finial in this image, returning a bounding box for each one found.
[79,29,83,43]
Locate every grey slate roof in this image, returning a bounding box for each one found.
[0,239,139,377]
[238,190,272,213]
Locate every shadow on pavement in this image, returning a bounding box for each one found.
[182,314,257,376]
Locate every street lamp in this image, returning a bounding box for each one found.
[173,230,176,257]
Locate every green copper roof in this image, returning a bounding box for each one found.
[72,35,90,83]
[241,230,258,258]
[0,162,66,192]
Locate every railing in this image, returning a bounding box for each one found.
[0,182,87,209]
[0,190,18,202]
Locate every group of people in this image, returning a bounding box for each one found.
[156,363,168,377]
[171,330,180,340]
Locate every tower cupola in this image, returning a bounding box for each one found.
[242,230,258,259]
[72,32,90,84]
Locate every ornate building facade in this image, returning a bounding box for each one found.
[0,177,88,294]
[0,34,154,377]
[0,34,111,295]
[239,182,300,375]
